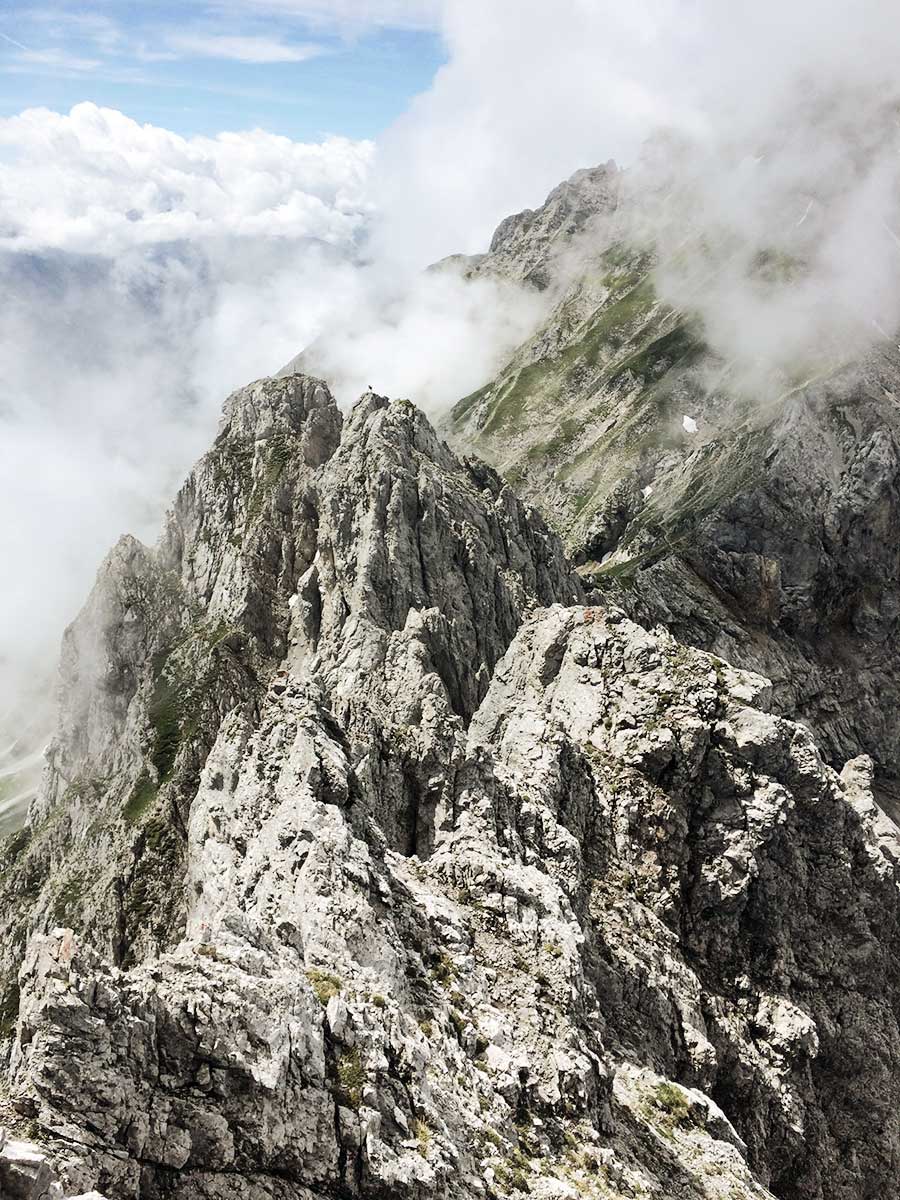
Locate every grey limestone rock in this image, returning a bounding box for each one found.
[4,163,900,1200]
[2,371,898,1199]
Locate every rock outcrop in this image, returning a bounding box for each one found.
[466,162,621,290]
[445,165,900,815]
[2,368,900,1200]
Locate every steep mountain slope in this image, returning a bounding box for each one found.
[2,371,900,1200]
[0,688,53,839]
[445,167,900,810]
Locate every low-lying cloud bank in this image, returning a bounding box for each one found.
[0,102,374,252]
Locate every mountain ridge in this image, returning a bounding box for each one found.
[444,164,900,805]
[3,166,900,1200]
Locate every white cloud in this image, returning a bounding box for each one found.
[166,33,325,64]
[0,29,30,53]
[296,262,547,412]
[16,47,101,71]
[618,0,900,391]
[0,102,374,254]
[217,0,442,33]
[372,0,695,267]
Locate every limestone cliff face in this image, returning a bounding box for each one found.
[2,366,900,1200]
[445,166,900,814]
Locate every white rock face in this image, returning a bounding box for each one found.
[0,1128,83,1198]
[1,378,899,1200]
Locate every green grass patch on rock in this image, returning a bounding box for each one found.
[307,968,342,1004]
[124,770,158,826]
[336,1048,366,1109]
[651,1081,701,1131]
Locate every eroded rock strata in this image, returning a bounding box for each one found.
[2,370,900,1200]
[446,167,900,810]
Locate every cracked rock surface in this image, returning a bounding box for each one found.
[445,164,900,815]
[1,374,899,1200]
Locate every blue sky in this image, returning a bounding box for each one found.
[0,2,446,139]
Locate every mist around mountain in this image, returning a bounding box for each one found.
[3,150,900,1198]
[7,0,900,746]
[6,3,900,1197]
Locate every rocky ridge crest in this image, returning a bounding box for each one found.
[446,165,900,819]
[1,371,899,1200]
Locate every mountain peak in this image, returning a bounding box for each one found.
[4,165,900,1200]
